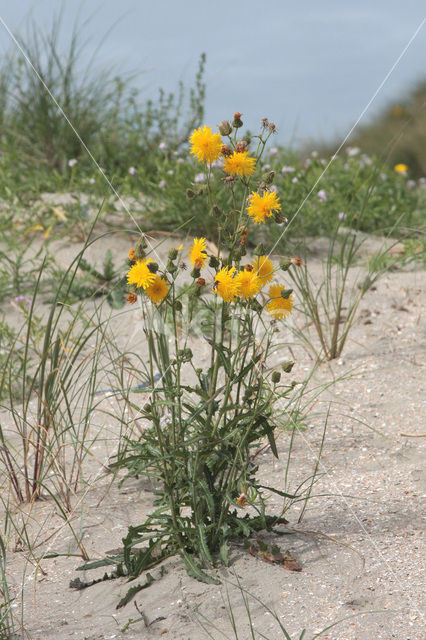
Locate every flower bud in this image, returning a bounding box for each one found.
[135,236,147,259]
[168,248,178,261]
[281,361,295,373]
[232,112,243,128]
[212,204,222,217]
[250,299,263,313]
[144,403,152,413]
[186,188,196,199]
[218,120,232,136]
[174,300,182,311]
[128,248,135,261]
[274,211,287,224]
[209,256,220,269]
[280,288,293,299]
[178,348,193,362]
[291,257,303,267]
[167,261,178,273]
[196,277,206,287]
[235,140,248,153]
[271,371,281,384]
[221,144,232,157]
[191,267,201,279]
[126,292,137,304]
[254,243,266,256]
[242,135,251,146]
[147,262,159,273]
[262,170,275,185]
[279,258,292,271]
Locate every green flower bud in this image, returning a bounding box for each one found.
[281,288,293,299]
[135,236,148,259]
[218,120,233,136]
[254,243,266,256]
[279,258,292,271]
[168,248,178,261]
[186,188,195,199]
[271,371,281,384]
[250,299,263,313]
[282,361,295,373]
[191,267,201,279]
[147,262,159,273]
[232,112,243,128]
[174,300,182,311]
[209,256,220,268]
[242,135,251,146]
[262,170,275,185]
[212,204,222,217]
[274,211,287,224]
[167,261,178,273]
[144,403,152,413]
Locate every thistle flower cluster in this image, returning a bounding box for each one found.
[125,114,301,321]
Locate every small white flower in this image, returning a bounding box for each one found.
[269,147,278,156]
[167,169,174,175]
[292,177,298,183]
[158,142,167,151]
[317,189,327,202]
[346,146,360,157]
[89,178,95,184]
[128,166,136,175]
[262,164,271,171]
[281,166,295,173]
[68,158,77,167]
[158,179,166,189]
[194,172,206,183]
[269,184,278,192]
[338,212,347,220]
[311,150,318,158]
[177,158,185,164]
[406,180,416,189]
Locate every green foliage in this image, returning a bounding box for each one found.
[323,80,426,178]
[0,12,206,200]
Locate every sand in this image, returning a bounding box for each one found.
[1,226,425,640]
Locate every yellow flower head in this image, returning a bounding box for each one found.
[266,284,293,320]
[247,190,281,224]
[127,259,156,290]
[145,275,169,304]
[223,151,256,177]
[394,163,408,175]
[252,255,274,286]
[214,266,240,302]
[189,237,208,269]
[190,126,223,164]
[236,269,261,299]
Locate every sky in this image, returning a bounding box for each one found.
[0,0,425,146]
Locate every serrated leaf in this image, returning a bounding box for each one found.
[116,573,154,609]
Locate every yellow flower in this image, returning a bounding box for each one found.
[127,259,156,289]
[266,284,293,320]
[145,275,169,304]
[190,126,223,164]
[236,269,261,299]
[394,163,408,175]
[214,266,240,302]
[223,151,256,177]
[252,255,274,286]
[247,190,281,224]
[189,237,208,269]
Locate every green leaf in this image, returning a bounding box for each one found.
[116,573,154,609]
[219,541,230,566]
[181,551,220,584]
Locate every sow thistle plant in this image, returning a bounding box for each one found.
[87,115,303,587]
